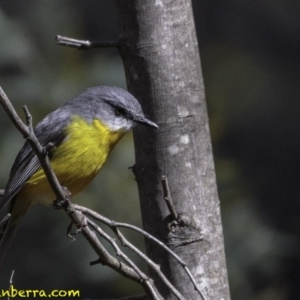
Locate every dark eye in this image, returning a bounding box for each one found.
[115,108,125,116]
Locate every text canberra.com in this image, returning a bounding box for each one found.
[0,285,80,298]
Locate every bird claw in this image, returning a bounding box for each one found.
[52,186,71,209]
[66,216,87,242]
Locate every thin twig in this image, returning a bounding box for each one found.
[22,105,33,129]
[87,219,163,300]
[75,205,206,300]
[112,227,185,300]
[9,269,14,285]
[56,35,118,49]
[8,269,14,300]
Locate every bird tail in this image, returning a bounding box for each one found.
[0,199,22,273]
[0,218,18,270]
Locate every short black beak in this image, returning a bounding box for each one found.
[133,115,159,129]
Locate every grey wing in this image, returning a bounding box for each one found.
[0,109,71,211]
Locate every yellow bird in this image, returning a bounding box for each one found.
[0,86,158,269]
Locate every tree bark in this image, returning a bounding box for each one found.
[115,1,230,299]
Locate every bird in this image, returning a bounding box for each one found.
[0,86,158,269]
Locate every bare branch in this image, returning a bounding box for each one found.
[87,219,163,300]
[56,35,118,50]
[75,205,206,300]
[112,227,185,300]
[87,214,184,299]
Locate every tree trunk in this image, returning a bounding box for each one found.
[115,1,230,299]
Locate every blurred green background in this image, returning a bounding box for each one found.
[0,1,299,299]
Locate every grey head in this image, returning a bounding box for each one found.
[63,86,158,132]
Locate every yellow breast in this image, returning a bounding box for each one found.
[21,117,125,202]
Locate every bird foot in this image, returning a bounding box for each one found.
[52,186,72,209]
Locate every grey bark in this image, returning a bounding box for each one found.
[115,1,230,299]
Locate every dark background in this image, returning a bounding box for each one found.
[0,1,299,299]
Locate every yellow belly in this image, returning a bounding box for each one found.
[20,117,125,205]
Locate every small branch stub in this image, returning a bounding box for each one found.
[56,35,119,50]
[161,175,178,220]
